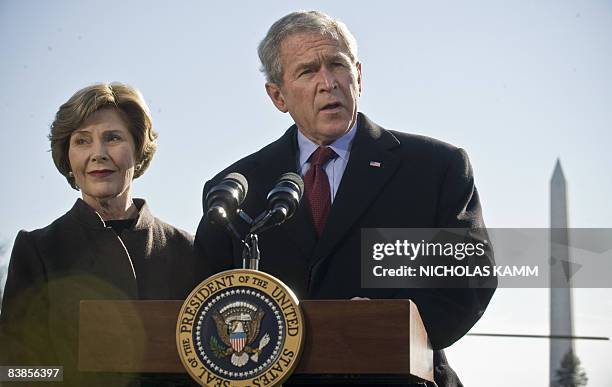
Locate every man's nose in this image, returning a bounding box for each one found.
[317,66,338,92]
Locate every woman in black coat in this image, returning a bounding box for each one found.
[0,83,199,386]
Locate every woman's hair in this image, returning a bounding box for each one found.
[49,82,158,189]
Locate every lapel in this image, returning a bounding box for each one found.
[250,127,318,256]
[309,113,401,266]
[119,198,154,269]
[66,199,139,298]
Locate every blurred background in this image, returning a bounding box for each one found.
[1,1,610,385]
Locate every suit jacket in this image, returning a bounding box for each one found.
[0,198,199,386]
[195,113,496,386]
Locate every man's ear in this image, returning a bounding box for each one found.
[265,82,288,113]
[356,62,362,96]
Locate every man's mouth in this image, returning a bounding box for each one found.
[320,102,342,111]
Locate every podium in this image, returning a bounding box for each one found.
[79,299,433,385]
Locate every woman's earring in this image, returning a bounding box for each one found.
[68,171,80,190]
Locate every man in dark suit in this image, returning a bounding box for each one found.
[195,10,496,386]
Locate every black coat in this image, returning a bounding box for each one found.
[0,198,199,386]
[195,113,496,386]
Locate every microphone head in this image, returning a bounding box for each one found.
[277,172,304,200]
[205,172,248,222]
[266,172,304,221]
[224,172,249,197]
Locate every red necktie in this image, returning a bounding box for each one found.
[304,147,337,236]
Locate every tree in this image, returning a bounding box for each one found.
[553,349,588,387]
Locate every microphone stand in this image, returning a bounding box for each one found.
[229,192,299,271]
[242,233,261,271]
[241,206,290,270]
[208,207,262,271]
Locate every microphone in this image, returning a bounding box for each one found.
[267,172,304,222]
[250,172,304,233]
[205,172,248,225]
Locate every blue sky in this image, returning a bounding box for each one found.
[1,1,611,385]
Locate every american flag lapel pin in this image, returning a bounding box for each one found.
[369,161,382,168]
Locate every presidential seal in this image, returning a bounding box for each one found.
[176,269,305,387]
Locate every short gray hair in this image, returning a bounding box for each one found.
[258,10,359,85]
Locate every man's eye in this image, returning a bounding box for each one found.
[73,138,88,145]
[299,69,312,77]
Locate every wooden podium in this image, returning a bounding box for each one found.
[78,299,433,385]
